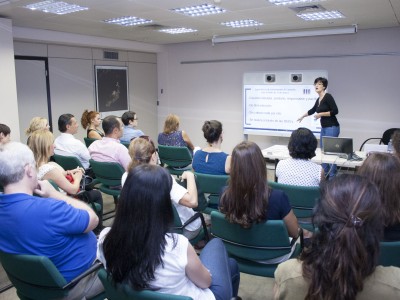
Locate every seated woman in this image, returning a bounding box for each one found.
[220,141,301,239]
[28,129,103,231]
[274,174,400,299]
[192,120,231,175]
[276,127,324,186]
[98,164,240,300]
[357,152,400,241]
[121,138,201,240]
[81,109,104,139]
[0,123,11,144]
[25,116,50,143]
[158,114,194,155]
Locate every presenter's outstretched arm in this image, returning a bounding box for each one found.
[297,112,309,123]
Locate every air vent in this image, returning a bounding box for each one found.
[138,24,170,30]
[289,4,324,13]
[103,51,119,60]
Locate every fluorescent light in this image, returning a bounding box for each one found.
[159,28,198,34]
[297,10,345,21]
[24,0,88,15]
[212,25,357,44]
[171,4,226,17]
[103,16,153,26]
[269,0,324,5]
[221,20,264,28]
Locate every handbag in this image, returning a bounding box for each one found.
[65,174,94,193]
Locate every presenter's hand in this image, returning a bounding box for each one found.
[297,116,304,123]
[314,113,321,120]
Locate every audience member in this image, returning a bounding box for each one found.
[0,142,103,298]
[192,120,231,175]
[25,116,50,143]
[274,174,400,299]
[88,115,130,171]
[220,141,300,239]
[276,127,324,186]
[81,110,104,140]
[28,130,103,230]
[392,129,400,159]
[357,152,400,241]
[97,164,240,300]
[120,111,145,143]
[121,138,202,240]
[158,114,194,154]
[54,113,91,169]
[0,123,11,144]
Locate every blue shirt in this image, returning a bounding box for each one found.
[192,150,228,175]
[120,125,145,143]
[0,193,97,282]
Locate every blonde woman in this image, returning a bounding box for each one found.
[158,114,194,154]
[81,110,104,140]
[25,117,50,143]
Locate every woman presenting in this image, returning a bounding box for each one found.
[298,77,339,179]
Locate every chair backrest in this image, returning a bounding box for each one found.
[84,137,97,148]
[268,181,320,219]
[194,172,229,210]
[379,241,400,268]
[382,128,400,145]
[0,251,68,299]
[53,154,84,170]
[211,211,292,262]
[158,145,192,168]
[98,268,193,300]
[89,159,124,187]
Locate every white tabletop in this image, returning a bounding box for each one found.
[262,145,366,168]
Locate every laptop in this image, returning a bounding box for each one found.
[363,143,388,155]
[322,137,353,159]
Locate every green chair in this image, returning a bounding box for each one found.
[0,250,105,300]
[194,172,229,214]
[171,205,209,246]
[210,211,303,277]
[98,268,193,300]
[268,181,320,232]
[121,141,130,148]
[379,241,400,267]
[158,145,192,176]
[89,159,124,220]
[84,137,98,148]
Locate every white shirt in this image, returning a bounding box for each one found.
[276,158,322,187]
[54,133,91,169]
[121,173,201,232]
[97,230,214,300]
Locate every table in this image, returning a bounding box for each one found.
[262,145,366,169]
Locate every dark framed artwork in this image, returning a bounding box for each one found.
[95,66,129,114]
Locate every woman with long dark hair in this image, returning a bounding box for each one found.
[220,141,299,238]
[98,164,240,300]
[274,174,400,299]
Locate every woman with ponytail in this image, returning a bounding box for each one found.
[274,174,400,299]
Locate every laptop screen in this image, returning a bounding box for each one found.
[322,137,353,157]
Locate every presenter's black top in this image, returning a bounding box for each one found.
[307,93,339,128]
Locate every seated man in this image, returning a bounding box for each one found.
[0,123,11,144]
[54,114,91,170]
[88,115,131,171]
[120,111,145,143]
[0,142,103,299]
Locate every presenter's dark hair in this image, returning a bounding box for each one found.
[103,164,174,289]
[102,115,120,135]
[220,141,268,228]
[357,152,400,227]
[0,124,11,136]
[202,120,223,144]
[58,114,74,133]
[288,127,317,159]
[314,77,328,89]
[121,111,137,126]
[392,129,400,157]
[301,174,382,300]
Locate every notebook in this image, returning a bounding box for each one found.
[322,137,353,159]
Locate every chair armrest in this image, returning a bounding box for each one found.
[174,212,210,241]
[63,261,103,289]
[359,138,382,151]
[290,228,304,249]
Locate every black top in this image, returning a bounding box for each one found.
[384,224,400,241]
[87,128,104,138]
[308,93,339,128]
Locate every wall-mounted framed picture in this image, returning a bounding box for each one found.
[95,66,129,118]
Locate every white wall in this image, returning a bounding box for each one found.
[157,27,400,153]
[0,18,20,141]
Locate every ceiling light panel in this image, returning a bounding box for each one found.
[24,0,88,15]
[159,28,198,34]
[269,0,324,5]
[171,4,226,17]
[103,16,153,26]
[221,19,264,28]
[297,10,345,21]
